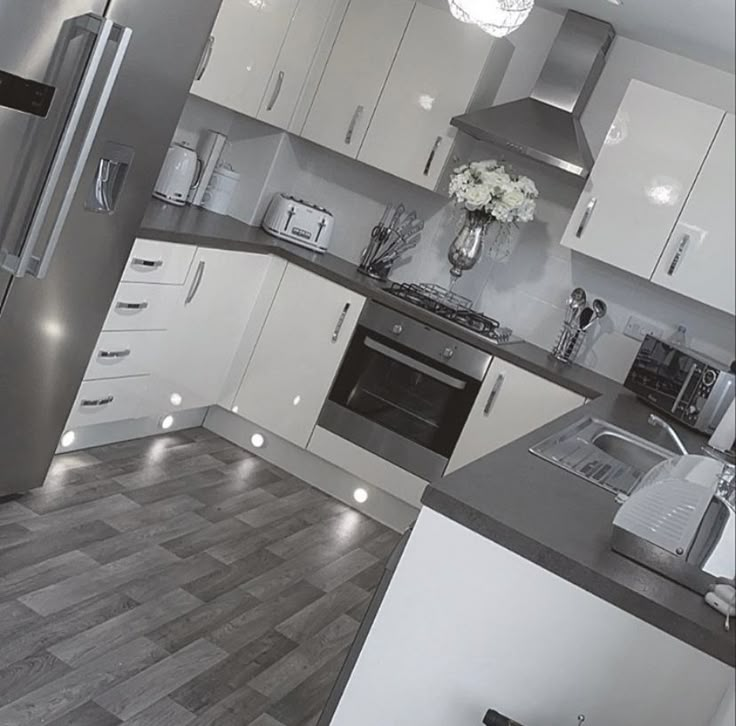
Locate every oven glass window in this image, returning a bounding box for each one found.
[328,331,480,457]
[627,337,695,404]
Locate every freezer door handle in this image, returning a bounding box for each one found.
[0,15,132,280]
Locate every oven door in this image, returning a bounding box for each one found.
[319,325,484,481]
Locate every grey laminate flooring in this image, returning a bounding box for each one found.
[0,428,399,726]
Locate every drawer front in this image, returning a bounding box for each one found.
[122,239,196,285]
[67,377,149,429]
[84,331,163,380]
[104,283,181,331]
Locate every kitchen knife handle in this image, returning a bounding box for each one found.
[423,136,443,176]
[195,35,215,81]
[81,396,114,407]
[332,303,351,343]
[266,71,285,112]
[345,105,364,145]
[116,301,148,311]
[667,233,691,275]
[98,349,131,359]
[131,257,164,269]
[575,196,597,238]
[483,373,506,416]
[185,261,206,305]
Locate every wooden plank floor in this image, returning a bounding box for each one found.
[0,428,400,726]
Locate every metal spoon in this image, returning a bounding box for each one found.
[583,298,607,330]
[566,287,587,325]
[578,306,595,330]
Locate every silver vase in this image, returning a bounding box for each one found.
[448,211,488,278]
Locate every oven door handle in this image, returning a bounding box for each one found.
[364,337,467,390]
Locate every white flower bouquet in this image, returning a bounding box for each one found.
[449,160,538,225]
[446,160,539,278]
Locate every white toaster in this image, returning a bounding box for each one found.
[262,194,334,253]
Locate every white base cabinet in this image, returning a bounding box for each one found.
[152,248,271,412]
[330,507,734,726]
[234,263,365,448]
[447,359,584,475]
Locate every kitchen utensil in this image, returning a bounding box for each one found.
[153,143,201,206]
[589,298,607,327]
[565,287,587,324]
[578,306,595,330]
[358,203,422,280]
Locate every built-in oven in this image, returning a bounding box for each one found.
[318,301,493,481]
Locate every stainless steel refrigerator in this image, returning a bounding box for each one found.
[0,0,221,496]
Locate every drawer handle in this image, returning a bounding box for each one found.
[98,349,131,359]
[667,233,690,276]
[131,257,163,269]
[575,197,597,238]
[423,136,443,177]
[483,373,505,416]
[266,70,285,112]
[195,35,215,81]
[116,301,148,310]
[345,105,364,145]
[81,396,114,407]
[185,260,206,304]
[332,302,351,343]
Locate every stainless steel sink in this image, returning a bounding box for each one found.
[530,417,675,497]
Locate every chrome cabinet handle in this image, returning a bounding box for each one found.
[131,257,163,269]
[483,373,506,416]
[81,396,114,407]
[345,105,364,145]
[0,16,132,280]
[667,234,691,276]
[195,35,215,81]
[116,301,148,310]
[423,136,443,177]
[185,260,206,304]
[575,197,598,239]
[332,303,351,343]
[266,71,285,112]
[99,349,131,359]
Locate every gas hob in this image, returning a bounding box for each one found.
[385,282,516,344]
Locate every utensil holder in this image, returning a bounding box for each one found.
[552,321,587,364]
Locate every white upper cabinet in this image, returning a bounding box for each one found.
[153,249,271,411]
[301,0,414,157]
[561,81,724,279]
[651,114,736,315]
[358,3,493,190]
[191,0,300,118]
[256,0,346,131]
[234,263,365,448]
[446,359,584,475]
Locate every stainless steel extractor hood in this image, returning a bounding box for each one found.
[451,11,615,180]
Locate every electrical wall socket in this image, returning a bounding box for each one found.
[624,316,665,342]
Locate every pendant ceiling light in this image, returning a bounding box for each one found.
[448,0,535,37]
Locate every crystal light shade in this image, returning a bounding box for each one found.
[448,0,535,37]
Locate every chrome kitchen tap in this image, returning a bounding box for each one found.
[647,414,689,456]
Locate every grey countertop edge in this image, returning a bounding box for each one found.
[140,202,617,402]
[422,487,734,666]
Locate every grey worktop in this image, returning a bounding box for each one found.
[141,202,617,400]
[141,201,735,666]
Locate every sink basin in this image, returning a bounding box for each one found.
[592,432,669,473]
[530,417,675,497]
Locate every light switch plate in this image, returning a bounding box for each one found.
[624,315,665,342]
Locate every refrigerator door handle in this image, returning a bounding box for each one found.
[1,15,132,280]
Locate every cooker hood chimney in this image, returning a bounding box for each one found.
[451,11,615,181]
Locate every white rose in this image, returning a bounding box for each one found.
[516,176,538,197]
[463,184,492,210]
[489,199,514,223]
[502,186,526,210]
[517,198,536,223]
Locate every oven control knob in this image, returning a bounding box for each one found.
[442,347,455,360]
[392,324,404,336]
[703,369,718,387]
